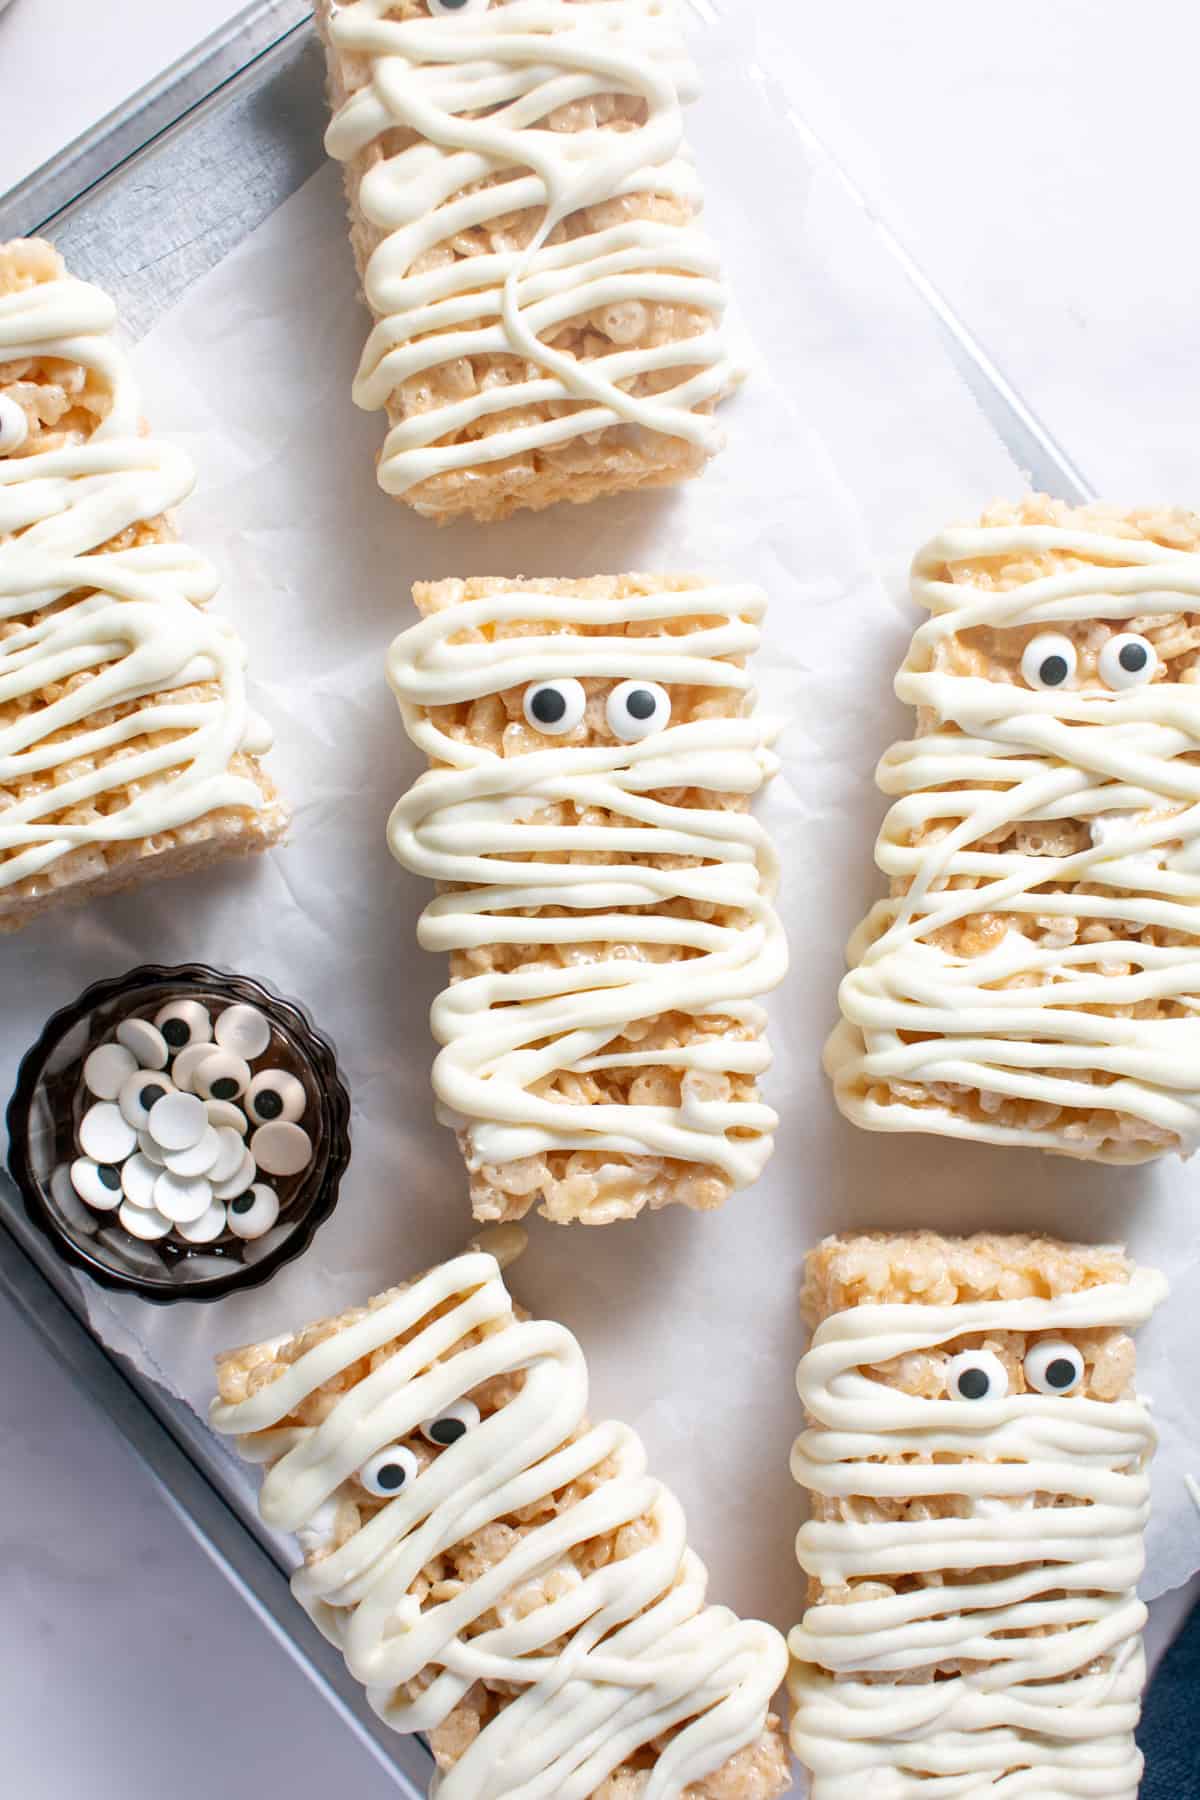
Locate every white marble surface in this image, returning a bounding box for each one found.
[1,1,1197,1794]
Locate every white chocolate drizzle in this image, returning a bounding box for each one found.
[386,581,787,1185]
[0,267,270,891]
[323,0,742,497]
[210,1250,788,1797]
[789,1267,1167,1797]
[827,520,1200,1159]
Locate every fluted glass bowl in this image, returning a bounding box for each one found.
[7,963,351,1302]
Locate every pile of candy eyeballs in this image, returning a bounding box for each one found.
[66,999,313,1254]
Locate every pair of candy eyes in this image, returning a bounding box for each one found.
[523,679,671,742]
[946,1340,1085,1402]
[358,1399,480,1496]
[1021,632,1158,693]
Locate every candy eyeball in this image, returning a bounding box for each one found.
[0,393,29,455]
[227,1183,280,1241]
[213,1003,272,1062]
[169,1042,221,1096]
[523,678,586,737]
[83,1042,138,1101]
[70,1157,125,1212]
[244,1068,306,1125]
[115,1017,170,1071]
[946,1349,1010,1402]
[428,0,490,15]
[421,1398,481,1447]
[120,1153,160,1210]
[119,1201,172,1241]
[1099,633,1158,692]
[177,1201,227,1245]
[250,1120,312,1177]
[1021,633,1078,693]
[154,998,213,1053]
[146,1089,208,1152]
[78,1102,137,1165]
[359,1443,421,1497]
[119,1066,176,1131]
[191,1049,251,1104]
[206,1098,248,1134]
[1024,1339,1085,1396]
[606,680,671,742]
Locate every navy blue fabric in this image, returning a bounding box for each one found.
[1138,1599,1200,1797]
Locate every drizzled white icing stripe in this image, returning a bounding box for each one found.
[323,0,742,497]
[827,521,1200,1158]
[386,582,787,1185]
[788,1268,1167,1797]
[0,266,270,891]
[210,1250,787,1798]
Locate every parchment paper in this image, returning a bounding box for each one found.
[1,17,1195,1671]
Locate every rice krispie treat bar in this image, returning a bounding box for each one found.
[211,1232,791,1797]
[315,0,744,523]
[789,1230,1166,1798]
[386,573,787,1225]
[0,238,286,931]
[827,496,1200,1162]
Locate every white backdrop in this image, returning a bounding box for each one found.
[2,3,1198,1797]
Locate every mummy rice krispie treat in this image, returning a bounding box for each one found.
[386,574,787,1225]
[211,1234,791,1798]
[315,0,744,522]
[827,497,1200,1162]
[0,239,286,930]
[788,1231,1166,1799]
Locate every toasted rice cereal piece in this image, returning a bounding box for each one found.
[828,496,1200,1163]
[213,1239,790,1795]
[386,574,786,1224]
[800,1228,1134,1322]
[789,1229,1164,1795]
[0,239,286,931]
[315,0,743,523]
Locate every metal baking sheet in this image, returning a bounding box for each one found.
[0,4,426,1787]
[0,1,1116,1792]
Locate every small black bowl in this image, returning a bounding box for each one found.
[7,963,351,1303]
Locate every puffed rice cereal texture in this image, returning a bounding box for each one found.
[216,1263,792,1797]
[0,239,286,932]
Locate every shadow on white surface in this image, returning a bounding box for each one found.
[0,1298,398,1800]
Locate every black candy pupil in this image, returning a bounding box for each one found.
[211,1077,239,1100]
[99,1164,122,1190]
[162,1019,189,1047]
[376,1463,407,1490]
[1039,655,1068,688]
[957,1367,991,1400]
[256,1089,284,1120]
[430,1417,467,1446]
[625,688,656,721]
[140,1084,166,1109]
[1119,642,1147,673]
[230,1193,255,1214]
[1046,1358,1076,1389]
[530,687,567,725]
